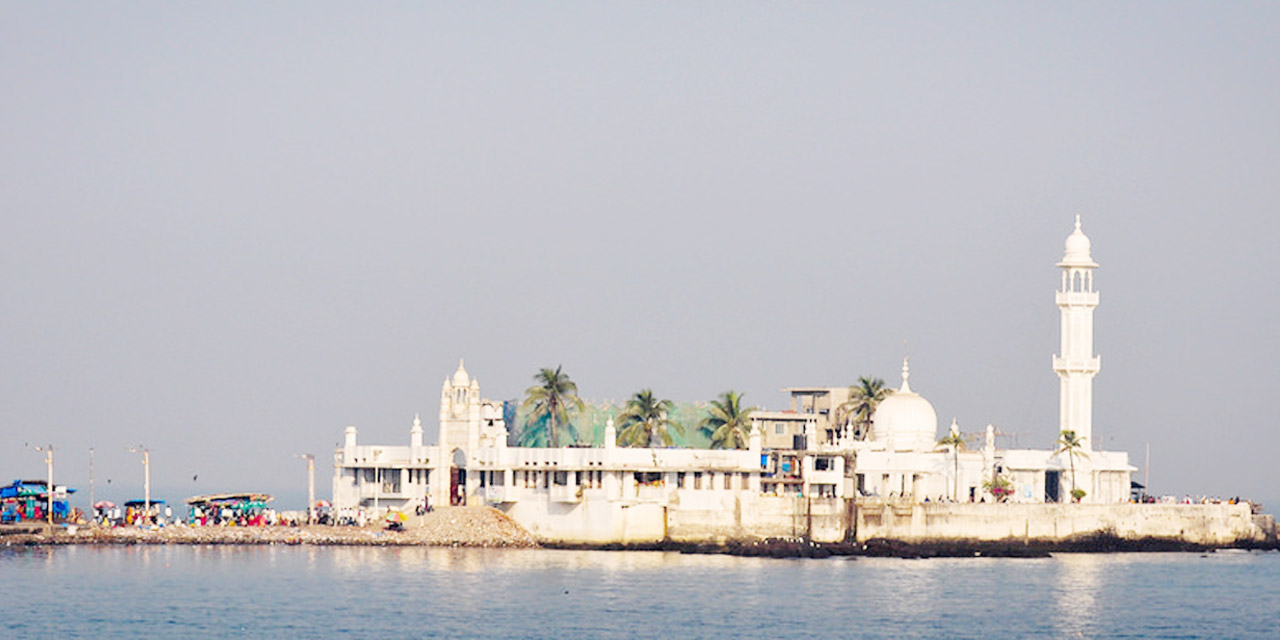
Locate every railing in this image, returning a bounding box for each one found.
[634,485,667,503]
[359,484,405,499]
[1055,291,1099,306]
[485,486,508,504]
[549,484,581,503]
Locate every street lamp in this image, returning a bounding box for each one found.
[128,445,150,522]
[26,443,54,524]
[296,454,316,525]
[89,447,96,527]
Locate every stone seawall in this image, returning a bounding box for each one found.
[855,502,1270,545]
[501,495,1272,547]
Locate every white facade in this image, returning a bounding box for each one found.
[331,218,1140,544]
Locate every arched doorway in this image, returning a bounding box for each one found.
[450,449,467,506]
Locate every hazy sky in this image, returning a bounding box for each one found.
[3,4,1278,510]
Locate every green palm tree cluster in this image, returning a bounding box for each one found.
[616,389,683,447]
[838,376,893,440]
[1056,429,1089,503]
[699,391,757,450]
[519,366,585,448]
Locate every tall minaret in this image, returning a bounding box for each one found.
[1053,215,1100,450]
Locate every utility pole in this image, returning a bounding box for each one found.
[27,444,54,524]
[1145,442,1150,498]
[89,447,95,527]
[128,445,150,521]
[296,454,316,525]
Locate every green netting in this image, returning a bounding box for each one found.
[506,400,716,448]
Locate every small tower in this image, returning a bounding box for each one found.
[1053,215,1101,450]
[410,414,424,449]
[435,359,481,505]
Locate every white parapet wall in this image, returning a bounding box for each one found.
[855,502,1267,545]
[500,491,1270,547]
[499,491,856,545]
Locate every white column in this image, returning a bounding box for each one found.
[1054,216,1101,450]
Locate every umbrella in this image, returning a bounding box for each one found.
[385,511,409,522]
[315,499,331,508]
[93,500,116,510]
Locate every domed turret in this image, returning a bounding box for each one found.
[871,357,939,451]
[1059,215,1098,268]
[451,359,470,387]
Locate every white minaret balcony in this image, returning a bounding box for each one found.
[1052,355,1101,374]
[1054,290,1099,306]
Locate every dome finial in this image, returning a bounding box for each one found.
[1060,214,1097,267]
[900,356,912,393]
[451,359,471,386]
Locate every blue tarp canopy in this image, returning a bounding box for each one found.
[123,499,166,508]
[0,479,75,499]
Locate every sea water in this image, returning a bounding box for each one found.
[2,545,1277,639]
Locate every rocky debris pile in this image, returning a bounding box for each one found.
[6,507,538,548]
[405,506,539,547]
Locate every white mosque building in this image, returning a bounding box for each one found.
[330,219,1262,545]
[840,216,1133,504]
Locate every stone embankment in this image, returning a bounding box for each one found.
[1,507,539,548]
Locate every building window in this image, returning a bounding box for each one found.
[814,457,833,471]
[775,424,784,435]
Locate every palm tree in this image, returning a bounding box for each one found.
[520,366,585,448]
[700,391,757,450]
[936,421,968,501]
[837,376,893,440]
[1056,429,1089,503]
[616,389,683,447]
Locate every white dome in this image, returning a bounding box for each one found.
[1059,215,1097,267]
[451,359,470,386]
[871,358,939,451]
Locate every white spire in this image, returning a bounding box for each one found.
[451,358,470,386]
[410,413,423,447]
[1060,214,1097,267]
[900,356,912,393]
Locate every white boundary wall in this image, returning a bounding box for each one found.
[855,502,1265,545]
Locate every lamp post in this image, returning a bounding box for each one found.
[89,447,95,527]
[296,453,316,525]
[128,445,150,522]
[27,443,54,524]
